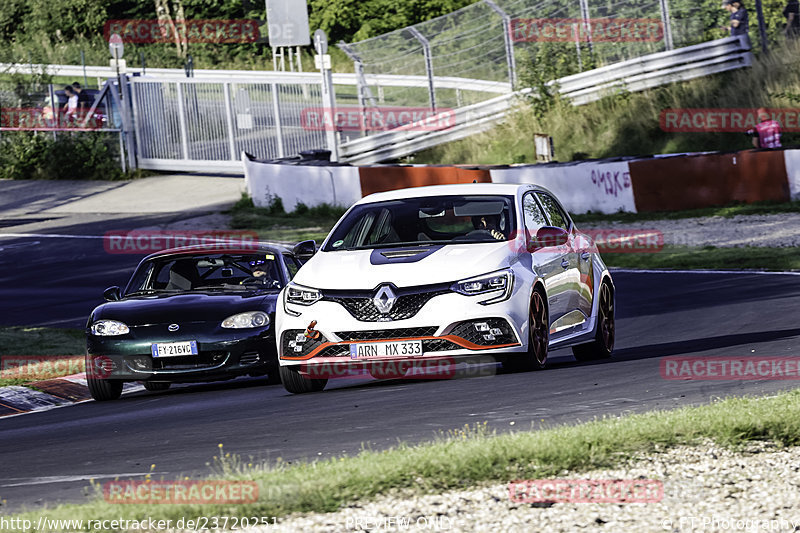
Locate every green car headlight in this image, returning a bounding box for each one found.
[221,311,269,329]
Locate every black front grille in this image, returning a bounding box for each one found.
[281,329,326,358]
[423,338,460,351]
[240,352,261,365]
[335,327,438,341]
[449,318,517,346]
[324,286,450,322]
[318,345,352,357]
[151,351,228,370]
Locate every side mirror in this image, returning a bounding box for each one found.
[527,226,569,252]
[292,240,318,261]
[103,286,122,301]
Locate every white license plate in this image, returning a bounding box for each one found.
[349,340,423,359]
[151,341,198,358]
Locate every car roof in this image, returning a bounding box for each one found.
[139,243,291,263]
[355,183,551,204]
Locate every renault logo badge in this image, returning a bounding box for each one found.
[373,285,397,314]
[168,323,180,332]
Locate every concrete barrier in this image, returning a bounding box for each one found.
[490,161,636,214]
[243,153,361,212]
[242,148,798,215]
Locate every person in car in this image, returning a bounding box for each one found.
[472,214,505,240]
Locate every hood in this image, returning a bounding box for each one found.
[294,242,516,290]
[90,291,278,325]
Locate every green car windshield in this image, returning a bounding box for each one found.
[125,253,283,295]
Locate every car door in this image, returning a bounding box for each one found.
[534,192,583,331]
[522,192,570,324]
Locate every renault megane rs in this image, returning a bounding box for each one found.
[276,183,615,394]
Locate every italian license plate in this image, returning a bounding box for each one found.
[349,340,423,359]
[151,341,198,358]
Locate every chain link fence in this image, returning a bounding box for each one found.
[338,0,726,113]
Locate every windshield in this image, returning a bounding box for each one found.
[124,253,284,295]
[323,195,517,252]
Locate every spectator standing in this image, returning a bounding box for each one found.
[785,0,800,38]
[748,108,782,149]
[62,86,79,122]
[72,82,92,111]
[723,0,749,37]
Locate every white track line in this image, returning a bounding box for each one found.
[611,268,800,276]
[0,232,290,246]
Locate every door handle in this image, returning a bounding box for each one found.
[581,252,591,261]
[561,259,570,269]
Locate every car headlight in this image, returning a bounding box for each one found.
[90,320,130,336]
[285,282,322,307]
[221,311,269,329]
[452,269,514,305]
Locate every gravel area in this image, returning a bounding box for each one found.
[581,213,800,248]
[257,441,800,532]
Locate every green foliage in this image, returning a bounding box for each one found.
[308,0,479,43]
[0,132,125,180]
[416,37,800,165]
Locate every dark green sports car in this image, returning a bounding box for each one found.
[85,243,306,401]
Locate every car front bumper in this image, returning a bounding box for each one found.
[276,290,530,369]
[86,324,276,383]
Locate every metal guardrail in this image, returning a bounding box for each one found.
[555,35,752,105]
[0,63,511,95]
[340,36,753,165]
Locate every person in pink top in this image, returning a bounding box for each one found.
[748,108,782,149]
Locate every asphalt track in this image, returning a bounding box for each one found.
[2,224,800,511]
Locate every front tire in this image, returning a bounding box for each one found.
[572,280,614,361]
[87,377,123,401]
[504,289,549,372]
[279,365,327,394]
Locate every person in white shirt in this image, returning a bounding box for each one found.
[62,85,78,121]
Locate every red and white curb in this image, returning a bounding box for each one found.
[0,373,144,418]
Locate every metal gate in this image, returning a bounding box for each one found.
[130,76,328,173]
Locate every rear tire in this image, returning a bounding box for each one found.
[572,280,614,362]
[503,289,549,373]
[143,382,170,392]
[87,377,124,401]
[279,365,327,394]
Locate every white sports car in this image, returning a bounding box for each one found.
[276,183,615,393]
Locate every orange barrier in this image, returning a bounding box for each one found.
[629,150,790,212]
[358,166,491,197]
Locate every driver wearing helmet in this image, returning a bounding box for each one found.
[472,214,505,241]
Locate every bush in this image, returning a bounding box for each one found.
[0,132,126,180]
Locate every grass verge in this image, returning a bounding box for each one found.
[572,200,800,225]
[601,246,800,272]
[9,390,800,529]
[0,327,85,386]
[228,194,344,244]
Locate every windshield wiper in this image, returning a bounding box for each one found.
[127,289,175,296]
[346,242,439,251]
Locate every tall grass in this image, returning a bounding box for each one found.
[415,38,800,165]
